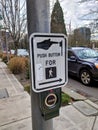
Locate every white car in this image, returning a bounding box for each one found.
[10,49,29,56]
[10,49,15,54]
[17,49,29,56]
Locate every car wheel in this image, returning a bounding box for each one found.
[80,69,91,85]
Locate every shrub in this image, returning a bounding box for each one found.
[1,53,14,63]
[8,57,28,74]
[9,54,14,59]
[2,53,8,63]
[0,52,3,58]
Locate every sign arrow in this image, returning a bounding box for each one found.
[39,78,62,85]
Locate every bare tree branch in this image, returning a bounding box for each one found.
[0,0,27,53]
[78,0,98,34]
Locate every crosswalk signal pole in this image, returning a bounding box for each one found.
[26,0,53,130]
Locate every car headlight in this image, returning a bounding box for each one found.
[95,63,98,69]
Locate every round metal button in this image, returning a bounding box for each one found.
[45,93,57,108]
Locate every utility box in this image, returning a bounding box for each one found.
[39,88,61,120]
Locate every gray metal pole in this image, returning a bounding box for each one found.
[26,0,50,35]
[26,0,53,130]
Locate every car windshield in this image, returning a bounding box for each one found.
[74,48,98,59]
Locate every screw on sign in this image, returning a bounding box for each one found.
[45,93,57,108]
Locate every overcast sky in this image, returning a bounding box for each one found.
[50,0,98,32]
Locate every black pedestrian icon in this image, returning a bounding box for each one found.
[45,67,57,79]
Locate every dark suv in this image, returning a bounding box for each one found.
[68,47,98,85]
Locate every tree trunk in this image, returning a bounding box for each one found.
[14,42,19,55]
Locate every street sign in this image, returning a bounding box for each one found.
[29,33,68,92]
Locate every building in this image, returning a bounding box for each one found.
[74,27,91,46]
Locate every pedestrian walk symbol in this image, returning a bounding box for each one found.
[45,67,57,79]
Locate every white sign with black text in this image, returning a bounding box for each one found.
[29,33,68,93]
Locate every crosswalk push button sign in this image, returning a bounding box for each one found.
[29,33,68,93]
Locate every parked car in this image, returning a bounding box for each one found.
[10,49,15,55]
[68,47,98,85]
[17,49,29,56]
[10,49,29,56]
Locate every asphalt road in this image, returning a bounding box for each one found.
[67,76,98,101]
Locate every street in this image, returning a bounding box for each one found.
[67,76,98,102]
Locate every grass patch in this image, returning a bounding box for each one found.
[24,85,30,94]
[61,92,71,106]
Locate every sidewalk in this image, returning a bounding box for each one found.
[0,59,98,130]
[0,59,32,130]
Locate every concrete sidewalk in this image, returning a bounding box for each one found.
[0,59,98,130]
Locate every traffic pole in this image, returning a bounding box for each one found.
[26,0,53,130]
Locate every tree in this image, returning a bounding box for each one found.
[0,0,27,54]
[78,0,98,34]
[19,34,29,50]
[68,34,76,47]
[51,0,67,35]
